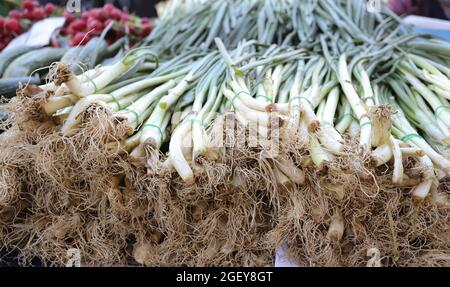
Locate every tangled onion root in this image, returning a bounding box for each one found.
[2,158,142,266]
[7,211,129,266]
[0,97,449,266]
[0,151,23,208]
[134,119,315,267]
[0,106,150,266]
[268,150,450,266]
[51,62,72,87]
[8,85,53,125]
[146,181,274,266]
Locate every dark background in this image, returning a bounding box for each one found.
[417,0,448,19]
[33,0,450,20]
[38,0,164,17]
[1,0,448,19]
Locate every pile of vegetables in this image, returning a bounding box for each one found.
[0,0,449,267]
[0,1,57,51]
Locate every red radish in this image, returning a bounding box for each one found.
[6,18,21,33]
[141,23,151,36]
[128,24,136,34]
[104,3,115,14]
[70,19,86,31]
[8,10,21,19]
[98,9,107,21]
[142,17,149,24]
[64,11,74,23]
[23,10,34,20]
[69,39,77,47]
[89,9,99,19]
[0,17,4,28]
[111,9,122,21]
[23,0,36,10]
[87,16,95,23]
[104,19,113,27]
[87,19,103,34]
[3,36,11,44]
[44,3,56,15]
[121,14,131,21]
[72,32,89,46]
[66,26,75,36]
[81,11,90,20]
[90,9,104,21]
[32,8,45,20]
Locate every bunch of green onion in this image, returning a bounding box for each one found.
[30,0,448,207]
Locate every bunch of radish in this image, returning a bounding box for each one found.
[60,3,152,47]
[1,2,151,51]
[0,0,58,51]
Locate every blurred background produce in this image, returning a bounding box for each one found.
[0,0,154,51]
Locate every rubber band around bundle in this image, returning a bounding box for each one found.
[123,109,140,125]
[360,121,372,128]
[231,91,250,110]
[143,123,165,141]
[338,113,356,122]
[400,133,421,143]
[358,113,370,121]
[362,96,375,102]
[83,74,98,93]
[109,94,122,110]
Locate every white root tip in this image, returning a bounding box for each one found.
[326,213,345,242]
[411,180,433,206]
[327,214,345,242]
[129,143,146,160]
[323,182,345,201]
[133,241,155,265]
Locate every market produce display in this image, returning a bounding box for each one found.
[0,0,449,267]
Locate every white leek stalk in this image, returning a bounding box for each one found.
[338,54,371,153]
[411,155,435,205]
[370,144,393,167]
[169,121,194,184]
[390,135,404,185]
